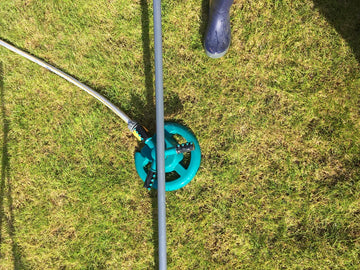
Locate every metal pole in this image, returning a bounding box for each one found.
[153,0,167,269]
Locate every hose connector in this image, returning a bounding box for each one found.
[128,120,150,142]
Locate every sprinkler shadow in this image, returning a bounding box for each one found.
[313,0,360,63]
[0,62,27,269]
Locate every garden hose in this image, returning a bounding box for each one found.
[0,39,132,124]
[0,39,154,144]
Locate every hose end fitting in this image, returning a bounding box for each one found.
[128,121,150,141]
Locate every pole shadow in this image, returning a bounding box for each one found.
[150,190,159,269]
[0,62,27,269]
[135,0,184,135]
[139,0,159,268]
[313,0,360,63]
[133,0,156,135]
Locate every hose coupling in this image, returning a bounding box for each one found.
[128,121,150,141]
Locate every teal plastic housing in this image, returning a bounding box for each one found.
[135,122,201,191]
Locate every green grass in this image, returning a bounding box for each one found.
[1,0,360,269]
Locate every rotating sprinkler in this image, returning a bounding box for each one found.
[1,1,200,268]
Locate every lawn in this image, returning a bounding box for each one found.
[0,0,360,269]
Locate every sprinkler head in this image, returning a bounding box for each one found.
[134,122,201,191]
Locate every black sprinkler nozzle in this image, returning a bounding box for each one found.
[175,142,195,154]
[144,170,156,190]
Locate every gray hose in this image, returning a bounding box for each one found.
[0,39,131,124]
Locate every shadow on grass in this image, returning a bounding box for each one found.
[313,0,360,63]
[139,1,160,268]
[133,0,184,135]
[0,62,27,269]
[150,190,159,268]
[138,0,156,132]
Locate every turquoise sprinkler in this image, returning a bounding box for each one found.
[133,122,201,191]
